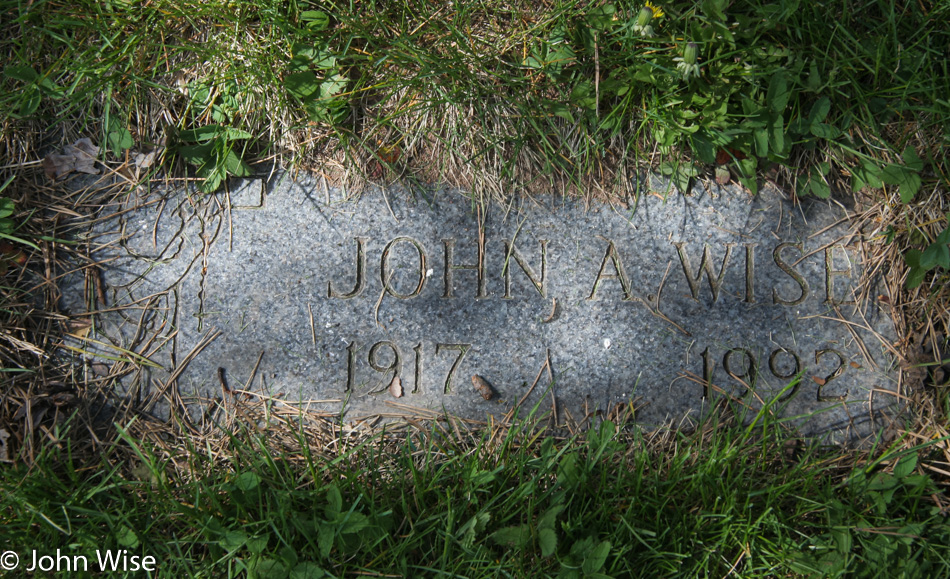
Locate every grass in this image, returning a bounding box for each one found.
[1,0,950,576]
[2,0,948,282]
[1,409,948,578]
[2,0,948,197]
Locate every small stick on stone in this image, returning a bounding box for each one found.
[374,270,394,327]
[308,303,316,346]
[218,367,231,396]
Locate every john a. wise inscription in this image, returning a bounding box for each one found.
[72,174,898,437]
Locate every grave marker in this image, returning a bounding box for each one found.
[67,174,899,439]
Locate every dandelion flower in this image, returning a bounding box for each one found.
[674,42,702,80]
[645,1,665,19]
[632,7,656,37]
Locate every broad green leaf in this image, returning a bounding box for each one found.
[809,97,831,124]
[787,117,810,136]
[894,453,918,478]
[537,505,563,557]
[739,118,768,130]
[810,123,841,139]
[899,171,922,203]
[301,10,329,30]
[558,452,580,487]
[736,157,756,178]
[907,267,927,289]
[457,512,491,549]
[808,174,831,198]
[312,51,337,70]
[116,525,140,548]
[0,198,14,219]
[586,4,616,32]
[671,165,696,194]
[570,536,595,558]
[769,116,786,156]
[546,102,575,123]
[253,559,288,578]
[767,71,790,113]
[234,471,261,491]
[903,146,924,171]
[221,530,248,552]
[198,164,226,193]
[903,250,926,288]
[538,505,565,531]
[738,174,758,195]
[3,65,38,83]
[221,127,252,141]
[582,540,611,574]
[36,75,63,97]
[317,523,334,558]
[179,125,226,143]
[326,485,343,519]
[920,241,949,270]
[246,534,268,555]
[833,528,852,555]
[105,115,134,155]
[570,80,595,110]
[806,60,821,91]
[702,0,727,20]
[292,43,318,62]
[0,217,16,235]
[223,148,251,177]
[289,54,312,72]
[19,84,42,117]
[176,142,215,166]
[320,74,348,99]
[880,163,907,185]
[490,525,532,549]
[753,128,768,157]
[539,528,557,557]
[524,54,543,69]
[188,82,212,108]
[290,562,326,579]
[852,159,884,190]
[285,71,320,100]
[936,221,950,244]
[340,512,369,534]
[691,133,716,164]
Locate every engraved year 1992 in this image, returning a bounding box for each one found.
[695,345,849,402]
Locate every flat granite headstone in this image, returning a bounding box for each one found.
[65,173,900,439]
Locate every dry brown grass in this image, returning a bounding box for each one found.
[0,0,948,484]
[0,153,946,490]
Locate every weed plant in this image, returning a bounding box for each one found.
[1,0,947,285]
[1,2,949,576]
[2,408,948,578]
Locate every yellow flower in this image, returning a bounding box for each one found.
[645,1,665,19]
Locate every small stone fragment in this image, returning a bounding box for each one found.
[389,375,403,398]
[472,374,493,400]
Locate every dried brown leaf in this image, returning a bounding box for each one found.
[42,138,100,180]
[715,165,731,185]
